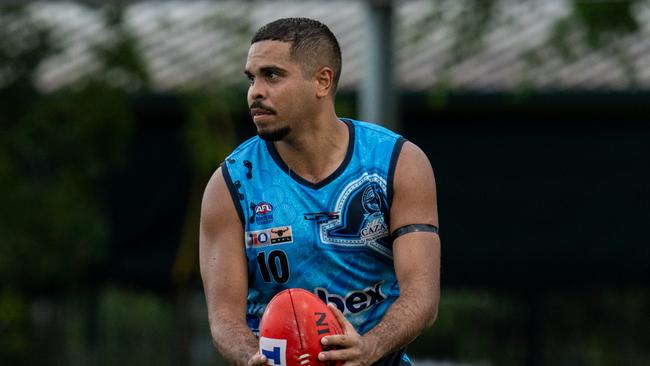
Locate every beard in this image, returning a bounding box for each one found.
[258,125,291,141]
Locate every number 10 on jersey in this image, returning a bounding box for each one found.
[256,250,290,283]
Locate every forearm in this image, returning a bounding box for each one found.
[363,286,437,363]
[210,316,259,366]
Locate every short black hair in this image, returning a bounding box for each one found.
[251,17,342,94]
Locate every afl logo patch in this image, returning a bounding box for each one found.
[255,202,273,215]
[254,202,274,224]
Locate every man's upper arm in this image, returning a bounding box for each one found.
[389,141,440,320]
[199,166,248,323]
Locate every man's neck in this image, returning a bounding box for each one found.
[273,111,349,184]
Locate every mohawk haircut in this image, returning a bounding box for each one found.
[251,18,342,94]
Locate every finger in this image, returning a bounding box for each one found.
[248,353,267,366]
[321,334,356,348]
[319,347,358,362]
[327,303,356,334]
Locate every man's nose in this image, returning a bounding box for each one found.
[249,79,266,100]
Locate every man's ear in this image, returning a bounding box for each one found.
[315,66,334,98]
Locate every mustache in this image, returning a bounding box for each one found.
[249,101,276,115]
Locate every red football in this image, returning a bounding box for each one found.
[259,288,343,366]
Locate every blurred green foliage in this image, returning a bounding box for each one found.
[96,287,174,366]
[0,85,133,288]
[447,0,496,64]
[573,0,640,49]
[409,288,650,365]
[0,7,55,90]
[172,89,241,286]
[543,0,640,61]
[0,5,137,291]
[91,6,151,90]
[16,288,176,366]
[540,288,650,366]
[545,0,642,86]
[410,290,527,365]
[415,0,646,103]
[0,289,30,365]
[182,90,240,178]
[0,5,142,364]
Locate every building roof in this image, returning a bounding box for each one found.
[10,0,650,92]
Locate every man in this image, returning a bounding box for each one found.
[200,18,440,366]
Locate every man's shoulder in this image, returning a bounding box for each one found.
[226,135,264,161]
[343,118,401,140]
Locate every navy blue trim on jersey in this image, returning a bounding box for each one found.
[265,119,355,190]
[220,162,245,225]
[387,137,406,206]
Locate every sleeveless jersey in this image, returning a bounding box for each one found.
[222,119,410,366]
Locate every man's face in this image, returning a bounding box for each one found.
[245,40,315,141]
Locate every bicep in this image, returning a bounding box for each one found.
[389,142,440,293]
[199,167,248,321]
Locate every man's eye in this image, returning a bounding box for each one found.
[266,72,279,80]
[247,75,255,84]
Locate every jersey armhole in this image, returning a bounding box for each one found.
[387,137,406,206]
[220,162,246,226]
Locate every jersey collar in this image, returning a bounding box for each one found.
[265,118,355,190]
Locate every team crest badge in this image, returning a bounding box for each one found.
[319,173,392,258]
[359,184,389,242]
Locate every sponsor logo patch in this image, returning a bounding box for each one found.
[246,226,293,247]
[304,211,339,223]
[247,229,271,247]
[270,226,293,244]
[315,281,386,315]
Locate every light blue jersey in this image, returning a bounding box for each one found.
[222,119,409,366]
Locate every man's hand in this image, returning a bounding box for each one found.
[247,352,267,366]
[318,304,379,366]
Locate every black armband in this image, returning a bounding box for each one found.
[390,224,439,241]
